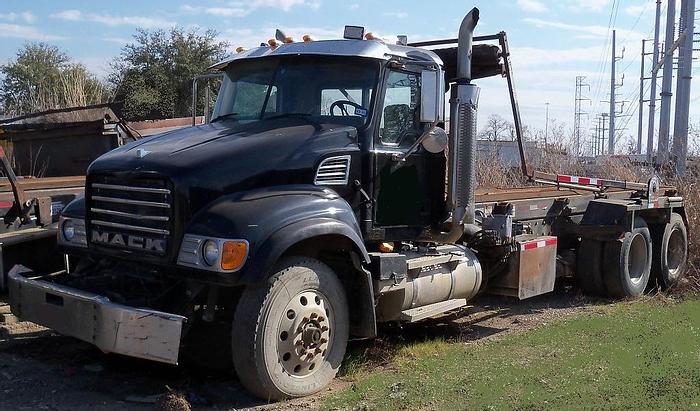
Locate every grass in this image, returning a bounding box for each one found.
[323,296,700,410]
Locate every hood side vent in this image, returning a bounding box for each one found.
[314,155,351,186]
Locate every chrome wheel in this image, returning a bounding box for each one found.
[277,290,332,377]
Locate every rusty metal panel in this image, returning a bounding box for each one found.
[488,235,557,300]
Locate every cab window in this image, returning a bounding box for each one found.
[379,71,422,146]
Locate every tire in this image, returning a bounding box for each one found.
[603,217,652,298]
[651,213,688,290]
[231,257,349,400]
[576,239,606,296]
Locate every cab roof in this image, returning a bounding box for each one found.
[208,39,443,71]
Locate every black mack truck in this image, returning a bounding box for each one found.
[8,8,689,400]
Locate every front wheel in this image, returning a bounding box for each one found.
[231,257,349,400]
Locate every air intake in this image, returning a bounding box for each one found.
[314,155,351,185]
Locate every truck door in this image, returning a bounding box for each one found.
[373,69,446,230]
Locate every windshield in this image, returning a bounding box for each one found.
[211,56,378,128]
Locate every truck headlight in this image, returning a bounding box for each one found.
[58,217,87,248]
[177,235,249,273]
[202,240,220,266]
[62,220,76,240]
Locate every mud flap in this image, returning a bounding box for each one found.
[489,235,557,299]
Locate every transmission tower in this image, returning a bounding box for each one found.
[574,76,590,157]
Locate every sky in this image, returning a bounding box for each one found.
[0,0,697,155]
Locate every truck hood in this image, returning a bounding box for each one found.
[88,119,359,212]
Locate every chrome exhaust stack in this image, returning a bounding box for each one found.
[433,7,481,243]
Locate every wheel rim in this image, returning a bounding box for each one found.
[667,227,686,278]
[277,289,332,378]
[628,233,648,285]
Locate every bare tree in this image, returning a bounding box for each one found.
[478,114,514,141]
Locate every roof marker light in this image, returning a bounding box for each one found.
[303,34,313,42]
[268,39,278,48]
[343,25,365,40]
[364,32,376,40]
[235,46,245,53]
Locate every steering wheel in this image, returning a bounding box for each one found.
[329,100,364,116]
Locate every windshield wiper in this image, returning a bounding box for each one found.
[262,113,322,130]
[210,113,239,123]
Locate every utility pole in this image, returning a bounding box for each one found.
[544,102,550,147]
[658,0,676,164]
[601,113,609,156]
[609,30,624,154]
[574,76,590,157]
[609,30,616,155]
[672,0,695,175]
[637,40,648,154]
[590,122,598,156]
[646,0,662,161]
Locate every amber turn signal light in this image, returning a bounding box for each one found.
[221,241,248,271]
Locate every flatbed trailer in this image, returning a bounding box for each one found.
[0,170,84,290]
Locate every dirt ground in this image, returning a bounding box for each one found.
[0,282,603,411]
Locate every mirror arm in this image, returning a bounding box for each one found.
[393,65,444,162]
[392,122,438,162]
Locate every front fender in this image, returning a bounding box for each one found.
[60,194,86,219]
[184,185,369,283]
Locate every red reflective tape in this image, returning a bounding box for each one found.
[557,174,602,186]
[0,201,14,208]
[522,242,538,250]
[0,146,5,157]
[520,237,558,251]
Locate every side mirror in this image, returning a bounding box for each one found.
[420,69,445,123]
[422,127,448,153]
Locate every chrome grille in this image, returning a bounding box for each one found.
[314,155,351,185]
[88,176,173,254]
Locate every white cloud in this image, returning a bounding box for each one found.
[0,12,18,21]
[523,17,642,40]
[221,26,341,48]
[0,23,66,41]
[251,0,307,11]
[0,11,36,23]
[562,0,610,12]
[51,10,175,28]
[77,56,111,79]
[624,3,647,16]
[383,11,408,19]
[21,11,36,23]
[181,5,247,17]
[181,0,318,18]
[516,0,548,13]
[51,10,81,21]
[102,36,131,44]
[511,46,602,67]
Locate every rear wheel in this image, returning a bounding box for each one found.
[651,213,688,290]
[603,217,652,298]
[231,257,348,400]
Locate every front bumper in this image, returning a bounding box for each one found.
[8,265,186,365]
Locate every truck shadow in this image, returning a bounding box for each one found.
[0,283,613,410]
